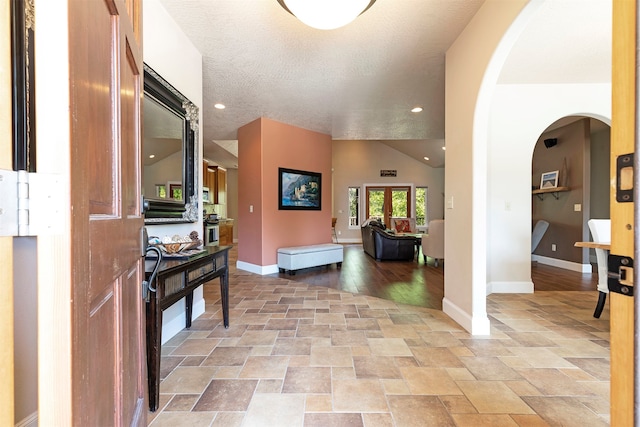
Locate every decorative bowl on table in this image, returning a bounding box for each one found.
[149,237,202,254]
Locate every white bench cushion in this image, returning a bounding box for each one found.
[277,243,343,273]
[278,243,342,255]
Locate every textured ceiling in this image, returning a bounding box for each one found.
[157,0,611,170]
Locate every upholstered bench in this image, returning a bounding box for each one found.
[277,243,343,275]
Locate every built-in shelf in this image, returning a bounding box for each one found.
[532,186,570,200]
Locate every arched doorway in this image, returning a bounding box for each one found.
[531,116,611,275]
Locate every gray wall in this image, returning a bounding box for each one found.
[532,118,610,265]
[590,128,611,220]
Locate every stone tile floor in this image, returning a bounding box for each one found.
[147,266,610,426]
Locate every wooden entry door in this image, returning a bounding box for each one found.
[610,0,635,424]
[68,0,145,424]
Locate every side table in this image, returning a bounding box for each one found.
[145,245,231,411]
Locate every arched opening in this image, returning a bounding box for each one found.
[531,116,611,275]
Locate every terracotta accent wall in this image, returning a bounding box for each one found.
[238,119,264,264]
[238,117,332,268]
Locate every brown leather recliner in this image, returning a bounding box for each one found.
[361,221,416,261]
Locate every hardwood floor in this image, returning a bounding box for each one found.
[270,244,599,310]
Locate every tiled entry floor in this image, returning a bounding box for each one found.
[147,265,610,427]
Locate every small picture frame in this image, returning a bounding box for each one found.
[167,181,183,200]
[540,170,559,189]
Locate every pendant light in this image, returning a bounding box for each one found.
[276,0,376,30]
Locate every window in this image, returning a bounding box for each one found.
[416,186,428,227]
[348,187,360,227]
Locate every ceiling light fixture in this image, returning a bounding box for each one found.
[423,156,429,161]
[411,107,423,113]
[214,103,226,109]
[276,0,376,30]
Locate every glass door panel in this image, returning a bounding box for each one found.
[366,188,385,222]
[366,186,410,227]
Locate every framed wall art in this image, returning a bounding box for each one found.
[278,167,321,210]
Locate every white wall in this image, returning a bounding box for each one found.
[487,84,611,292]
[332,140,444,242]
[445,0,611,336]
[444,0,531,335]
[143,0,206,343]
[13,238,38,424]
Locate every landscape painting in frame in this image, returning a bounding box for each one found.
[278,167,322,210]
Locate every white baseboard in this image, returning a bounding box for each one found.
[15,411,37,427]
[442,297,491,336]
[334,238,362,244]
[487,281,534,294]
[161,296,205,345]
[236,261,279,275]
[531,254,592,273]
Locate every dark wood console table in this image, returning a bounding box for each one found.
[145,245,231,411]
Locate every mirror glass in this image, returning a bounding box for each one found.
[143,64,198,223]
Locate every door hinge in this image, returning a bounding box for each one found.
[608,254,634,296]
[0,169,64,237]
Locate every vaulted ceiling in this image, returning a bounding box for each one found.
[157,0,611,170]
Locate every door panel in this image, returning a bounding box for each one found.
[610,0,634,424]
[69,0,144,425]
[366,188,385,221]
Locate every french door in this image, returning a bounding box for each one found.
[365,186,411,227]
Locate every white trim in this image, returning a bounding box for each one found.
[487,281,534,294]
[531,254,592,273]
[334,238,362,244]
[15,411,38,427]
[442,297,491,336]
[161,296,206,345]
[236,261,279,275]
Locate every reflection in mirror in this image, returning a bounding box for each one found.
[143,64,198,223]
[143,96,183,198]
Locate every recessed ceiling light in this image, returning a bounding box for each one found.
[214,103,226,109]
[411,107,423,113]
[423,156,429,161]
[442,146,446,150]
[149,154,155,159]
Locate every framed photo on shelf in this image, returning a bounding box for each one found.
[278,167,321,210]
[540,170,559,189]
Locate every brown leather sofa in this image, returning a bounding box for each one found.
[361,220,417,261]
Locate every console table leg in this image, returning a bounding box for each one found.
[220,269,229,328]
[146,297,162,412]
[185,291,194,329]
